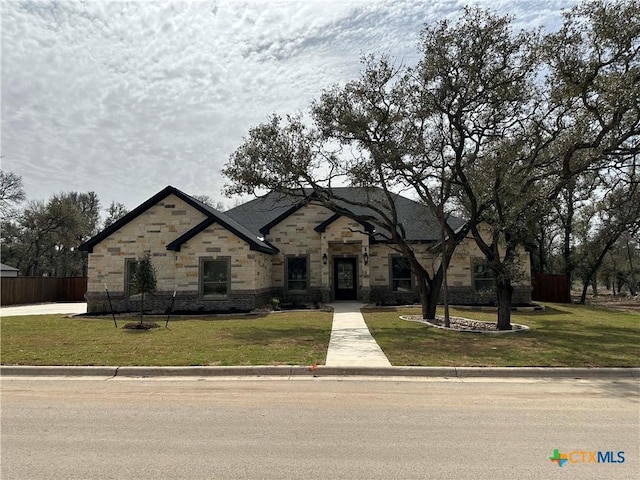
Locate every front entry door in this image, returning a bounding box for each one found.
[334,257,358,300]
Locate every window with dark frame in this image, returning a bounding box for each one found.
[472,259,494,292]
[391,256,412,292]
[125,258,138,297]
[200,258,229,298]
[287,256,308,291]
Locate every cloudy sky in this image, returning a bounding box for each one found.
[2,0,578,213]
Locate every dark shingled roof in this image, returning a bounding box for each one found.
[224,187,466,243]
[80,186,466,255]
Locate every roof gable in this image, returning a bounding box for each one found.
[80,186,277,254]
[314,214,375,234]
[166,216,277,254]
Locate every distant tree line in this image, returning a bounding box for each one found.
[0,170,129,277]
[529,167,640,302]
[0,167,233,279]
[0,170,227,278]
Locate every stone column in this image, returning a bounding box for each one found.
[320,232,331,302]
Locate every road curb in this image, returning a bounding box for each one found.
[2,365,638,379]
[0,366,119,377]
[452,367,639,378]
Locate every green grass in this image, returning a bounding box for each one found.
[0,312,332,366]
[362,303,640,367]
[2,304,638,367]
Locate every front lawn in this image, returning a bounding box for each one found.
[0,311,332,366]
[362,303,640,367]
[2,304,638,367]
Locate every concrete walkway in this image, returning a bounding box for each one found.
[325,302,391,367]
[0,302,88,316]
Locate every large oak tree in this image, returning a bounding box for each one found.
[224,1,639,329]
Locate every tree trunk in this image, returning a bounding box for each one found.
[442,267,450,328]
[424,281,440,320]
[415,271,442,321]
[417,276,429,319]
[563,191,574,302]
[579,237,624,304]
[536,221,546,273]
[579,280,589,304]
[495,279,513,331]
[440,220,450,328]
[626,236,638,296]
[139,292,145,324]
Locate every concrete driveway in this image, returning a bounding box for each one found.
[0,303,87,316]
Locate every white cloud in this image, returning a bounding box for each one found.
[1,0,578,212]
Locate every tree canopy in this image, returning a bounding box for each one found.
[1,191,101,276]
[224,1,639,329]
[0,170,26,218]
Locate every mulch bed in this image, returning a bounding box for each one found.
[122,322,161,330]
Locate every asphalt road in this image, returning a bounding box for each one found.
[1,376,638,479]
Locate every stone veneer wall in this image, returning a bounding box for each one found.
[86,195,533,312]
[174,223,271,293]
[85,194,276,313]
[266,204,374,303]
[86,289,278,314]
[267,202,331,290]
[87,194,207,296]
[368,285,532,306]
[367,236,532,305]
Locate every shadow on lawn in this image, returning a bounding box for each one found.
[228,326,330,344]
[522,305,573,316]
[533,322,639,343]
[524,322,639,366]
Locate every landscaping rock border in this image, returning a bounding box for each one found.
[400,315,531,333]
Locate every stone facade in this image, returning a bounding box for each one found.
[85,193,277,313]
[83,188,533,313]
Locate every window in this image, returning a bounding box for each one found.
[391,256,412,292]
[125,258,138,297]
[473,259,494,292]
[200,257,229,298]
[286,256,308,291]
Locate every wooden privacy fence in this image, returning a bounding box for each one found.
[0,277,87,306]
[531,273,570,303]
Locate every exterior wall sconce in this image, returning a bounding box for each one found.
[363,248,369,265]
[322,253,328,265]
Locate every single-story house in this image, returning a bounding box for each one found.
[79,185,531,313]
[0,262,19,277]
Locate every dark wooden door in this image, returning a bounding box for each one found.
[334,258,357,300]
